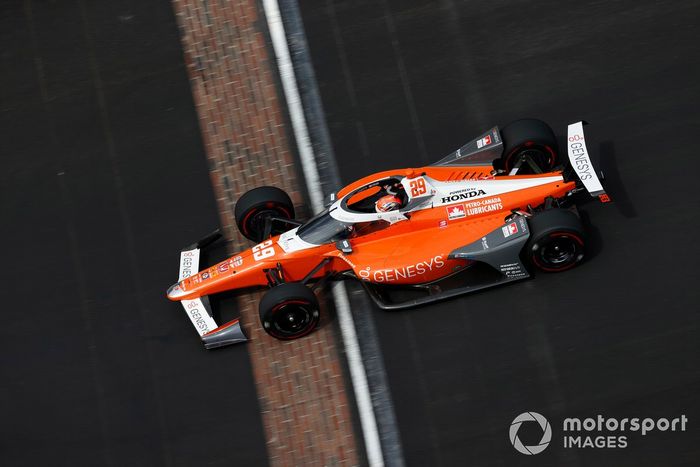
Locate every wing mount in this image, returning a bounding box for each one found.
[430,127,503,167]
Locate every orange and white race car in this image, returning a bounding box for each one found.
[167,119,608,348]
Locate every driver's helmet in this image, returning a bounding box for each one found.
[375,195,401,213]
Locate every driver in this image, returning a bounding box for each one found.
[375,194,402,212]
[375,183,404,212]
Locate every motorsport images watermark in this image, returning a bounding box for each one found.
[509,412,689,454]
[510,412,552,455]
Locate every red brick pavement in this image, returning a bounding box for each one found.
[171,0,360,465]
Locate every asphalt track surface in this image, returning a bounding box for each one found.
[299,0,700,465]
[0,2,268,466]
[3,1,700,466]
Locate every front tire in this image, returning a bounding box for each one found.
[259,282,320,340]
[234,186,295,243]
[500,118,559,174]
[526,209,586,272]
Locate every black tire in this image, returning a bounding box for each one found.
[259,282,320,340]
[525,209,586,272]
[234,186,295,243]
[500,118,559,174]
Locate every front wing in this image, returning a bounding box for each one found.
[176,233,248,349]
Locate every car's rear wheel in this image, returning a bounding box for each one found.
[234,186,295,243]
[259,282,320,340]
[500,119,559,174]
[525,209,586,272]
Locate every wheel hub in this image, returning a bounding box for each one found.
[542,237,577,265]
[274,304,311,334]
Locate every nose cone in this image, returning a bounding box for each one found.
[166,282,186,300]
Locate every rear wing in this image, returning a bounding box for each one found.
[566,121,611,203]
[431,127,503,167]
[176,231,248,349]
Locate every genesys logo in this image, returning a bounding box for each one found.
[510,412,689,455]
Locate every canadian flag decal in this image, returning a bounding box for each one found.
[501,222,518,237]
[477,134,492,148]
[447,204,466,220]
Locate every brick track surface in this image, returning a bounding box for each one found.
[171,1,359,465]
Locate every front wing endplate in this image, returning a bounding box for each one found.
[176,240,247,349]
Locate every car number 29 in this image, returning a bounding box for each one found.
[409,178,427,197]
[253,239,275,261]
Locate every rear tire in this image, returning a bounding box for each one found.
[500,119,559,174]
[259,282,320,340]
[526,209,585,272]
[234,186,295,243]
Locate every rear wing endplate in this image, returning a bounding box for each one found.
[177,231,248,349]
[567,121,610,203]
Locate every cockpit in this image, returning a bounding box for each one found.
[341,177,408,214]
[295,177,413,246]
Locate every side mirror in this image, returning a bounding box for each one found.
[335,239,353,254]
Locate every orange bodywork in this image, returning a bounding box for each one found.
[168,165,576,302]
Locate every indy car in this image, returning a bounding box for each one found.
[167,119,608,348]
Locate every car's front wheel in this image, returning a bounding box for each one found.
[259,282,320,340]
[525,209,586,272]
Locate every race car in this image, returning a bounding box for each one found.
[167,119,608,348]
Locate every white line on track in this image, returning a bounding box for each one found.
[261,1,384,465]
[261,0,324,213]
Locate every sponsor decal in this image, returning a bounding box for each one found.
[186,300,211,334]
[438,219,448,229]
[518,216,528,232]
[448,187,473,195]
[476,134,492,148]
[441,189,486,204]
[179,250,198,280]
[447,204,466,220]
[181,256,194,278]
[500,262,527,278]
[463,197,503,216]
[502,222,518,238]
[569,139,593,180]
[340,253,357,269]
[358,255,446,282]
[481,236,489,249]
[201,272,210,280]
[231,255,243,267]
[567,122,605,195]
[218,262,229,273]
